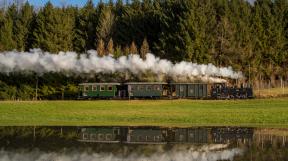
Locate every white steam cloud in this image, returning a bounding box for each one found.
[0,145,243,161]
[0,49,243,82]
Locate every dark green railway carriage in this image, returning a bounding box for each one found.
[79,127,121,143]
[126,82,168,98]
[126,128,165,144]
[172,128,210,143]
[171,83,208,98]
[79,83,120,98]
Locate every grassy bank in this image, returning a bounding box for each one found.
[0,98,288,127]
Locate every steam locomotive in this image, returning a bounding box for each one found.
[78,82,253,99]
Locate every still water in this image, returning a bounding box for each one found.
[0,126,287,161]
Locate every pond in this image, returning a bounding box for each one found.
[0,126,287,161]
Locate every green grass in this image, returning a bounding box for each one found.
[0,98,288,127]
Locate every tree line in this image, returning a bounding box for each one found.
[0,0,287,100]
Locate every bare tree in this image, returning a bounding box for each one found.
[140,38,150,59]
[130,41,138,54]
[106,38,114,55]
[97,39,105,57]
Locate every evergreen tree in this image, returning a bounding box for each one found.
[32,2,74,52]
[0,10,4,51]
[74,0,96,52]
[0,5,16,51]
[96,6,115,43]
[155,0,195,61]
[14,2,34,51]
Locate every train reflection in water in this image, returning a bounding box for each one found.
[78,127,254,144]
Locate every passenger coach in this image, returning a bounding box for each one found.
[78,82,253,99]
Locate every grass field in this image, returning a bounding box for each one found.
[0,98,288,127]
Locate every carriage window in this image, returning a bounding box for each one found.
[179,134,184,141]
[146,136,151,141]
[154,85,160,90]
[139,85,145,91]
[90,134,96,140]
[147,85,152,90]
[83,133,88,140]
[108,85,113,91]
[92,85,97,91]
[138,135,143,141]
[84,86,89,91]
[131,85,136,91]
[154,135,161,141]
[180,86,184,92]
[189,133,194,138]
[106,134,112,140]
[98,134,104,140]
[113,129,119,135]
[100,85,105,91]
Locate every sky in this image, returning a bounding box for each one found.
[26,0,256,7]
[27,0,113,7]
[0,0,256,8]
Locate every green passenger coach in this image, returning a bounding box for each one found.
[79,83,120,98]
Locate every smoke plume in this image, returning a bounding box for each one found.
[0,144,243,161]
[0,49,243,82]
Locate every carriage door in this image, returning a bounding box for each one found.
[178,84,187,97]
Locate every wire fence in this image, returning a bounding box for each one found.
[253,79,288,97]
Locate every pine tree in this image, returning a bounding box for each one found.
[74,0,96,52]
[97,38,105,56]
[14,2,34,51]
[0,10,4,51]
[0,5,16,51]
[130,41,138,54]
[107,38,114,55]
[96,6,115,43]
[140,37,149,59]
[155,0,195,61]
[32,2,74,52]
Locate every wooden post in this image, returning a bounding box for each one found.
[261,135,264,149]
[33,126,36,141]
[35,76,38,101]
[269,80,271,96]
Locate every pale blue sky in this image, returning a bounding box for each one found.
[0,0,256,8]
[27,0,256,7]
[27,0,112,7]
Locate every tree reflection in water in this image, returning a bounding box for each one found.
[0,126,287,161]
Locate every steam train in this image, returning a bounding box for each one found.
[78,82,253,99]
[78,126,254,144]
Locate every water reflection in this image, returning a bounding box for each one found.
[79,127,253,145]
[0,126,287,161]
